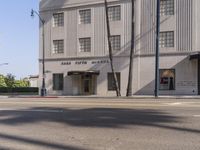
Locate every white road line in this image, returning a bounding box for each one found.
[20,109,64,113]
[0,101,199,108]
[166,102,182,106]
[0,109,63,113]
[193,115,200,117]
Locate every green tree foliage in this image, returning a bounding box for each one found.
[4,74,15,88]
[2,74,30,88]
[14,80,30,87]
[0,74,7,87]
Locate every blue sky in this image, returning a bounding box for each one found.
[0,0,39,79]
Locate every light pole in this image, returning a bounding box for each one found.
[155,0,160,97]
[31,9,46,96]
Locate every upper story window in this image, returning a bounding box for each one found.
[108,5,121,21]
[159,31,174,48]
[53,13,64,27]
[79,9,91,24]
[160,0,174,16]
[53,40,64,54]
[110,35,121,51]
[79,38,91,52]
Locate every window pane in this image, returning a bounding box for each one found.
[110,35,121,51]
[53,40,64,54]
[159,31,174,48]
[159,69,175,90]
[108,6,121,21]
[108,72,120,91]
[79,9,91,24]
[53,74,64,90]
[79,38,91,52]
[53,13,64,27]
[160,0,174,16]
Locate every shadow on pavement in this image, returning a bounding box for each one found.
[0,107,199,149]
[0,145,15,150]
[1,107,199,133]
[0,108,179,127]
[0,107,199,134]
[0,133,87,150]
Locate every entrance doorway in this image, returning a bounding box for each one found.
[68,70,99,95]
[82,75,93,95]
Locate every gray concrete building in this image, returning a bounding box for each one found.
[39,0,200,96]
[29,75,39,88]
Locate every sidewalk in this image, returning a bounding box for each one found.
[0,95,200,99]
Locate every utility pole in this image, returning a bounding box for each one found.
[31,9,46,97]
[104,0,121,96]
[155,0,160,97]
[126,0,135,97]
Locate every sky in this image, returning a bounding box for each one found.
[0,0,39,79]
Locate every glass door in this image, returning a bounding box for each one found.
[82,75,93,95]
[84,79,90,94]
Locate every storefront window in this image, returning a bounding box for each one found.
[53,74,64,91]
[159,69,175,90]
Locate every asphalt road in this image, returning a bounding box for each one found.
[0,97,199,150]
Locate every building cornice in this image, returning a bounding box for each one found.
[39,52,196,62]
[40,0,130,13]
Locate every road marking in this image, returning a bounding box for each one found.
[0,108,63,113]
[20,109,64,113]
[0,101,200,108]
[193,115,200,117]
[166,102,182,106]
[0,102,168,107]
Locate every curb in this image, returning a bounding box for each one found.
[0,95,200,99]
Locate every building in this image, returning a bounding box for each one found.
[39,0,200,96]
[29,75,39,87]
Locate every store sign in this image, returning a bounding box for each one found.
[61,62,71,65]
[61,60,109,66]
[91,60,109,64]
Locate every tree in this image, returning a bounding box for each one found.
[1,74,30,88]
[126,0,135,96]
[0,75,7,87]
[104,0,121,96]
[4,74,15,88]
[14,80,30,87]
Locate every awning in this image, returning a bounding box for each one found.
[68,70,100,76]
[190,52,200,60]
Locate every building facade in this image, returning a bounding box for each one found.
[39,0,200,96]
[29,75,39,87]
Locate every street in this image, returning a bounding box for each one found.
[0,97,199,150]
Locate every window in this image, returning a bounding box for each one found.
[53,74,64,91]
[108,5,121,21]
[53,40,64,54]
[110,35,121,51]
[160,0,174,16]
[108,72,121,91]
[159,31,174,48]
[79,9,91,24]
[159,69,175,90]
[79,38,91,52]
[53,13,64,27]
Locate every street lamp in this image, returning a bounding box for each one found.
[155,0,161,98]
[31,9,46,96]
